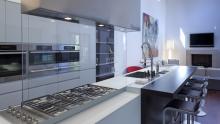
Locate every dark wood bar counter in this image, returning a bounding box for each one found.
[141,66,197,124]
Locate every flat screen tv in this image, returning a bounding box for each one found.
[190,33,214,47]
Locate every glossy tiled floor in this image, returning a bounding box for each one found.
[198,90,220,124]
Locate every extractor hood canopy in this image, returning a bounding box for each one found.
[21,0,141,31]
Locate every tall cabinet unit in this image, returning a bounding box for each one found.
[96,25,114,82]
[80,22,96,84]
[56,20,81,91]
[0,1,23,110]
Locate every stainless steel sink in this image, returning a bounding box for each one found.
[126,72,150,78]
[126,70,169,79]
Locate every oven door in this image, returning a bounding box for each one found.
[0,51,26,83]
[58,51,80,73]
[29,51,59,78]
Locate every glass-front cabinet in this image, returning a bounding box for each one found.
[96,24,115,82]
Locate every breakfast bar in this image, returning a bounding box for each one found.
[141,66,197,124]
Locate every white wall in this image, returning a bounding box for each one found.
[125,0,166,67]
[166,0,220,65]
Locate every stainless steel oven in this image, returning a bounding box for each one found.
[28,44,80,78]
[28,44,59,78]
[0,43,28,83]
[57,44,80,73]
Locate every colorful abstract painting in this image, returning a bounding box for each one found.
[142,13,159,57]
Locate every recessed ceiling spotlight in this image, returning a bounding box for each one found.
[64,17,72,21]
[98,24,105,27]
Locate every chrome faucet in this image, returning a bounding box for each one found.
[141,41,154,77]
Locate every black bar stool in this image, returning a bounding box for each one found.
[187,76,208,116]
[163,99,200,124]
[178,87,203,103]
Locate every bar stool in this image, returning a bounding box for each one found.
[178,87,203,103]
[177,87,203,124]
[163,99,200,124]
[187,77,208,116]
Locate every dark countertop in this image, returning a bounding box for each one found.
[142,66,197,96]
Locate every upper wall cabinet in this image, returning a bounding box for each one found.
[5,1,21,42]
[28,15,57,44]
[0,0,5,42]
[56,21,80,45]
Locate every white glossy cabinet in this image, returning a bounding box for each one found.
[5,1,21,42]
[80,69,96,85]
[56,20,80,45]
[79,23,96,70]
[0,0,5,42]
[28,15,57,44]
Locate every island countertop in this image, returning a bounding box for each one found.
[141,66,197,96]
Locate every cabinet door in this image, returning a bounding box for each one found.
[0,0,5,42]
[56,20,80,45]
[80,24,96,70]
[28,15,57,44]
[80,69,96,85]
[5,1,21,42]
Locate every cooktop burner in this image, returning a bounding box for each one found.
[23,84,116,117]
[24,95,69,117]
[74,84,116,98]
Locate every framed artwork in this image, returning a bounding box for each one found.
[142,13,159,57]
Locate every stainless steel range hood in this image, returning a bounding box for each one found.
[21,0,140,31]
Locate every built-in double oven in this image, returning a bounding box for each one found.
[0,43,80,82]
[0,43,28,83]
[28,44,80,78]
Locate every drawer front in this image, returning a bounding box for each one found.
[0,80,22,95]
[0,91,22,110]
[58,78,81,92]
[26,83,58,100]
[58,71,80,82]
[28,75,59,88]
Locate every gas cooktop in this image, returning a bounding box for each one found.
[23,84,117,117]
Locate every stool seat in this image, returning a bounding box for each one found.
[179,88,202,99]
[190,76,208,84]
[186,83,205,91]
[165,99,200,113]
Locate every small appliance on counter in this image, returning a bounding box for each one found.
[0,84,125,124]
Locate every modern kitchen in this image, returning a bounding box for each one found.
[0,0,220,124]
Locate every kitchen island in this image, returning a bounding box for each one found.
[0,66,197,124]
[141,66,197,124]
